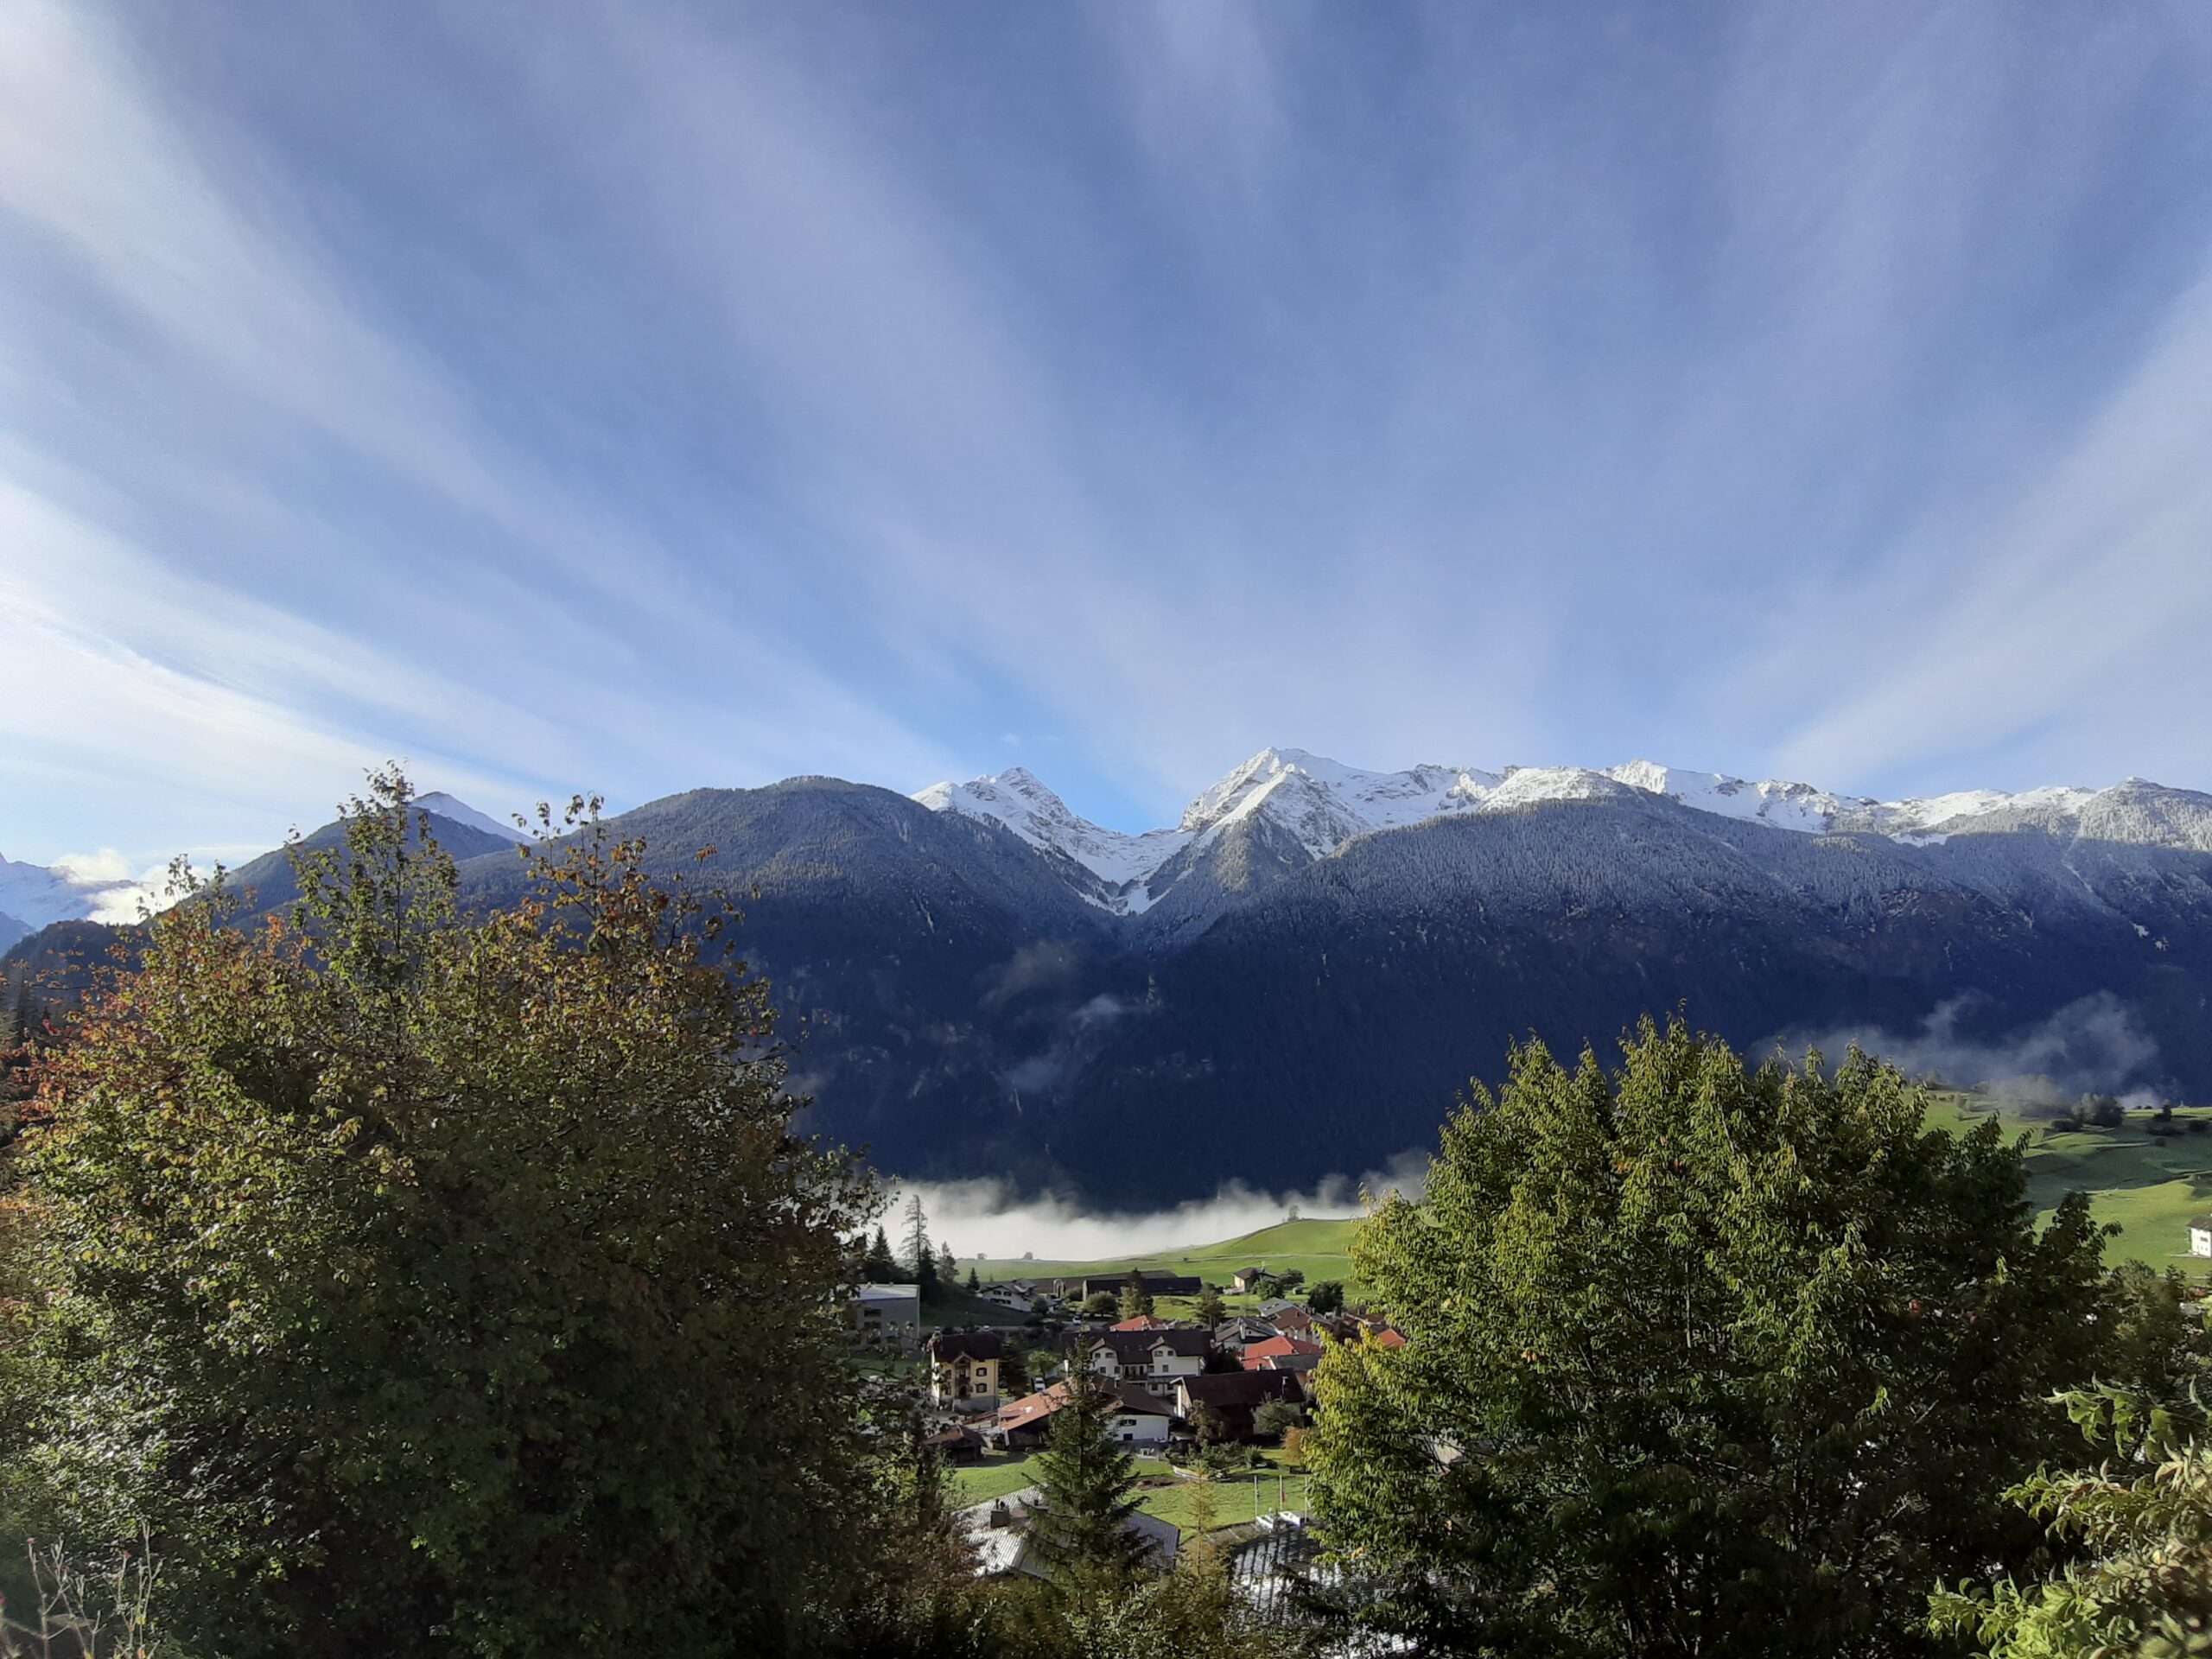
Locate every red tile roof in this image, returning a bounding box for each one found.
[1239,1334,1324,1370]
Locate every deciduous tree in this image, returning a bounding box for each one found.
[3,772,876,1659]
[1309,1016,2108,1657]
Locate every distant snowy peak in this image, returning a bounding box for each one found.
[0,850,148,931]
[416,792,529,843]
[917,748,2212,906]
[914,768,1189,907]
[1601,761,2114,842]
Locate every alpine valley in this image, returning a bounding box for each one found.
[9,752,2212,1207]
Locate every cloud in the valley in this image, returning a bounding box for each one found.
[891,1151,1430,1263]
[1771,992,2164,1105]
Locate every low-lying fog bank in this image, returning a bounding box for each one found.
[893,1151,1430,1262]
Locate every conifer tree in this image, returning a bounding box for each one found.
[1195,1286,1227,1328]
[1025,1373,1152,1584]
[936,1241,958,1287]
[864,1225,899,1282]
[965,1265,981,1294]
[904,1193,938,1297]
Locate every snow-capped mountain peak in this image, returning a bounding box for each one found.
[0,849,150,933]
[914,747,2212,919]
[416,792,529,843]
[912,769,1192,901]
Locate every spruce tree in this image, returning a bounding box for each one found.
[965,1266,981,1294]
[1024,1373,1151,1584]
[864,1225,899,1282]
[936,1241,958,1288]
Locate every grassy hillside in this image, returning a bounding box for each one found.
[965,1095,2212,1291]
[971,1217,1364,1305]
[1921,1090,2212,1269]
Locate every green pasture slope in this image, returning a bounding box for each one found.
[966,1096,2212,1294]
[1918,1092,2212,1272]
[971,1218,1365,1306]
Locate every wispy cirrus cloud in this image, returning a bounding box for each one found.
[3,0,2210,866]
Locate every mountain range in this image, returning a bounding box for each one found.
[9,752,2212,1205]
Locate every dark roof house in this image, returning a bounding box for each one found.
[1174,1369,1306,1440]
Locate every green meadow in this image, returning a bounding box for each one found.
[965,1096,2212,1296]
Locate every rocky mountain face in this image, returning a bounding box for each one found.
[11,753,2212,1205]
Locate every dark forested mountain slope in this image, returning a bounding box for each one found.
[10,770,2212,1205]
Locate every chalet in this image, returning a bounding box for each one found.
[993,1380,1176,1449]
[1229,1267,1269,1294]
[2193,1217,2212,1258]
[848,1282,920,1339]
[1211,1316,1279,1356]
[1088,1328,1212,1396]
[959,1486,1179,1580]
[976,1281,1038,1312]
[927,1332,1005,1409]
[1240,1334,1324,1374]
[1173,1370,1306,1442]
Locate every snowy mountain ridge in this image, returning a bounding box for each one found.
[1,792,521,938]
[0,849,149,935]
[916,747,2211,915]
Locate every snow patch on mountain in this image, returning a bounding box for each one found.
[912,769,1192,910]
[416,792,529,843]
[0,849,151,931]
[918,748,2212,916]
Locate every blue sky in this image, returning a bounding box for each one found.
[4,2,2212,870]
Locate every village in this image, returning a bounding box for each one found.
[846,1257,1405,1592]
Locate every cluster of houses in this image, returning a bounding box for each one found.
[918,1304,1402,1461]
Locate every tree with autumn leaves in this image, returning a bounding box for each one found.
[0,772,880,1659]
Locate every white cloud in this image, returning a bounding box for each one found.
[890,1151,1427,1262]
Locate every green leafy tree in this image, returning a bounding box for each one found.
[1191,1402,1233,1446]
[1253,1399,1306,1441]
[2102,1262,2212,1409]
[937,1242,959,1289]
[1082,1291,1119,1319]
[1305,1281,1344,1315]
[1024,1374,1152,1584]
[1247,1274,1281,1300]
[1934,1386,2212,1657]
[1309,1016,2108,1657]
[1119,1271,1154,1320]
[1195,1287,1227,1328]
[2,772,877,1659]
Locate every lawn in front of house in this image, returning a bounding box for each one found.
[951,1451,1179,1509]
[1132,1461,1311,1538]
